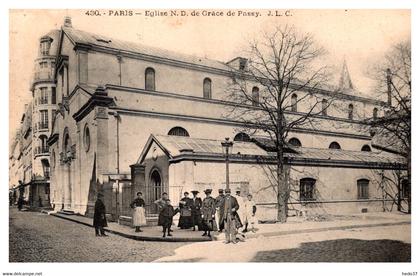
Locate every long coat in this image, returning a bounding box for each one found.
[202,197,217,231]
[93,199,108,227]
[158,204,179,227]
[219,195,242,228]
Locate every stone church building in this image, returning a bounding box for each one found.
[45,18,406,222]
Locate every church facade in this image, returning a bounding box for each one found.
[45,18,407,222]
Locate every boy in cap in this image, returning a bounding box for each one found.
[201,189,216,237]
[190,190,202,231]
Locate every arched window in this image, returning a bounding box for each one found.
[357,179,369,199]
[203,78,212,99]
[329,142,341,150]
[145,67,155,91]
[322,99,328,116]
[288,137,302,147]
[361,145,371,152]
[300,178,316,201]
[291,94,298,112]
[252,87,259,106]
[83,125,91,152]
[234,132,251,142]
[373,108,378,120]
[348,104,354,120]
[168,127,190,137]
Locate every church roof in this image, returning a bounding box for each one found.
[62,27,231,71]
[136,134,405,169]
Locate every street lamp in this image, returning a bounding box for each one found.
[221,137,234,190]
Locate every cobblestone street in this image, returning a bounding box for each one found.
[9,207,411,262]
[9,207,189,262]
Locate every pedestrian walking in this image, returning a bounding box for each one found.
[190,190,202,231]
[155,195,179,238]
[242,194,257,233]
[130,192,146,232]
[201,189,216,237]
[220,188,241,244]
[215,189,225,232]
[178,192,193,229]
[93,192,108,237]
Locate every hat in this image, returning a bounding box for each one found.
[204,189,212,194]
[225,188,231,193]
[191,190,199,194]
[183,191,189,195]
[218,189,224,193]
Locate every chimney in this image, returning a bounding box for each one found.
[386,68,392,106]
[63,16,72,28]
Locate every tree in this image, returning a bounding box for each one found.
[225,25,332,222]
[368,40,411,213]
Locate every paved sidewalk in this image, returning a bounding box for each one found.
[49,211,410,243]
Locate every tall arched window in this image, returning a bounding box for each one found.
[234,132,251,142]
[322,99,328,116]
[348,104,354,120]
[203,78,212,99]
[300,178,316,201]
[357,179,369,199]
[168,127,190,137]
[291,94,298,112]
[145,67,156,91]
[252,87,259,106]
[329,141,341,150]
[361,145,371,152]
[288,137,302,147]
[373,108,378,120]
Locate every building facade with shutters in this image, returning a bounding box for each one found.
[41,18,407,222]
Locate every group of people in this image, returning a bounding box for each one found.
[173,188,258,243]
[92,188,258,243]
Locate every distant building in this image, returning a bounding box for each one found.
[11,17,407,221]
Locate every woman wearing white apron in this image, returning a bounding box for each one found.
[130,192,146,232]
[243,194,257,233]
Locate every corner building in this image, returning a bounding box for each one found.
[47,18,407,222]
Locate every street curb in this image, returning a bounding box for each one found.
[49,213,211,243]
[218,220,411,241]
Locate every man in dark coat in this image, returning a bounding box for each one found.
[215,189,225,232]
[220,188,240,244]
[93,193,108,237]
[178,192,193,229]
[190,190,202,231]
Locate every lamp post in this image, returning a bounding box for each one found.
[221,137,233,190]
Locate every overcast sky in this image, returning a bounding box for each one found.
[9,9,410,137]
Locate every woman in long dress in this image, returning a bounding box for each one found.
[178,192,193,229]
[201,189,216,237]
[130,192,146,232]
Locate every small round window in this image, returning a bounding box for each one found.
[84,125,91,152]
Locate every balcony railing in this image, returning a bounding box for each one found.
[33,71,54,82]
[38,122,49,130]
[34,146,49,155]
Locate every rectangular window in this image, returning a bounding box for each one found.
[51,87,56,104]
[357,179,369,199]
[41,42,50,55]
[39,87,48,104]
[40,110,48,129]
[39,61,48,69]
[300,178,316,201]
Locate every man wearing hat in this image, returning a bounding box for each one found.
[215,189,225,231]
[93,192,108,237]
[190,190,202,231]
[220,188,240,244]
[201,189,216,237]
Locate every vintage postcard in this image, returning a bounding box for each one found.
[6,7,412,271]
